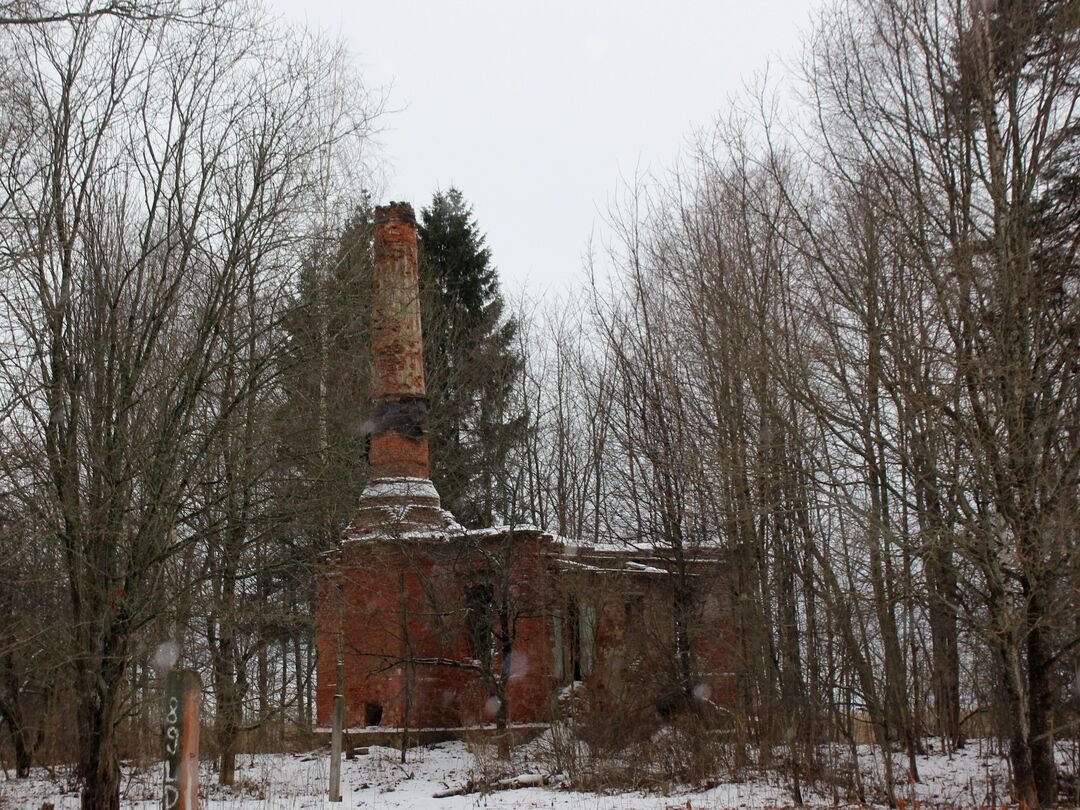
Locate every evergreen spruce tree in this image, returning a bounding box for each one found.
[418,189,523,528]
[269,200,376,727]
[278,201,375,543]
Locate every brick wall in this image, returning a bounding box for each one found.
[316,530,559,729]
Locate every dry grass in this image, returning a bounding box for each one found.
[537,680,732,794]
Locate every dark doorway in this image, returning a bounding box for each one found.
[567,597,583,681]
[364,701,383,726]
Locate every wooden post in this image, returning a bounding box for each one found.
[330,573,345,802]
[329,694,344,802]
[163,670,200,810]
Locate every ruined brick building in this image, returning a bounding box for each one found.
[315,203,731,731]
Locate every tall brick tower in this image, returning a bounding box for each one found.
[347,202,459,537]
[317,200,557,732]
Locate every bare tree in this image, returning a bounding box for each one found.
[792,1,1080,803]
[0,3,380,805]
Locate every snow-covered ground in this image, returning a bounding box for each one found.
[0,736,1064,809]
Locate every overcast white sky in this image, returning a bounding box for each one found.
[270,1,821,299]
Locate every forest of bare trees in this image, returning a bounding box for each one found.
[0,1,381,806]
[513,0,1078,805]
[0,0,1077,809]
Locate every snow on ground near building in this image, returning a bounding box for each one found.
[0,737,1065,809]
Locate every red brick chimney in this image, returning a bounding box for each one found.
[348,202,458,536]
[369,202,430,480]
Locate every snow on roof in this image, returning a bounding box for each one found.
[623,560,669,574]
[555,558,611,573]
[463,524,548,540]
[360,477,441,501]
